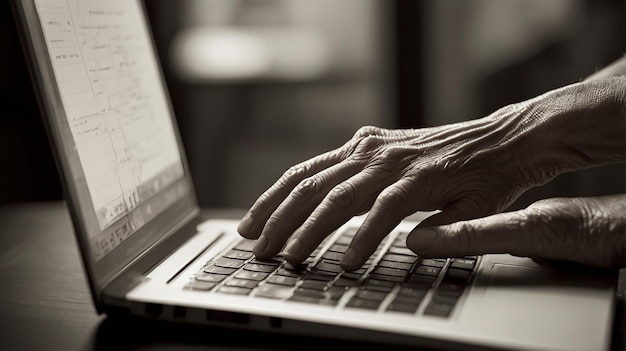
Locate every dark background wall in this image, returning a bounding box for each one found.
[1,0,624,210]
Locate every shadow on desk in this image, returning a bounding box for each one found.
[94,315,426,351]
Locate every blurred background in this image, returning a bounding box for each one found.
[1,0,625,211]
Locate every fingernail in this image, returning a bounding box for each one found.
[253,235,268,255]
[408,228,438,253]
[237,213,254,236]
[283,238,302,260]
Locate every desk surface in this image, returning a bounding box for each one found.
[0,201,624,351]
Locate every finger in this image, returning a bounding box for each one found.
[281,170,390,265]
[340,177,418,271]
[237,149,342,239]
[252,160,362,258]
[406,209,559,260]
[417,196,500,228]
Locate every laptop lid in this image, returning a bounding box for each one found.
[12,0,200,309]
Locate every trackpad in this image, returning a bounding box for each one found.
[465,263,616,347]
[486,263,615,291]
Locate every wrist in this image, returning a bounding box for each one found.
[531,77,626,174]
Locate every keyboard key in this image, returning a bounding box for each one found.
[216,286,252,296]
[420,258,445,268]
[369,273,406,283]
[223,249,254,260]
[214,257,246,269]
[275,267,307,278]
[266,275,298,286]
[299,280,329,291]
[372,266,410,277]
[381,253,418,264]
[233,240,255,252]
[437,280,467,297]
[445,268,471,281]
[431,293,460,304]
[450,258,476,271]
[334,276,361,287]
[327,243,348,253]
[195,272,228,283]
[185,280,216,291]
[304,272,336,282]
[377,260,414,271]
[363,279,394,292]
[255,284,294,299]
[386,300,420,314]
[250,257,282,265]
[234,270,269,281]
[396,286,429,300]
[423,300,455,317]
[289,294,324,304]
[387,246,415,256]
[326,286,348,300]
[225,278,259,289]
[204,265,237,275]
[321,251,343,261]
[414,265,441,277]
[312,261,344,274]
[243,263,278,273]
[405,274,436,288]
[355,289,388,301]
[346,297,381,310]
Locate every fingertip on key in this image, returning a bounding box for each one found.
[237,213,255,238]
[252,235,269,257]
[340,247,361,272]
[283,238,303,262]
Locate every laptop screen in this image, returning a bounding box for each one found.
[16,0,199,289]
[34,0,186,259]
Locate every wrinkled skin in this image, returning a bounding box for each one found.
[409,195,626,270]
[237,70,626,271]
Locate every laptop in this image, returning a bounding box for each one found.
[12,0,618,350]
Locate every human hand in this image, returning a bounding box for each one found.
[237,110,548,270]
[408,194,626,269]
[237,78,626,271]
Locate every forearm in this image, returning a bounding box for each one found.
[515,76,626,182]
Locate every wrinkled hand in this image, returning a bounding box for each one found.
[236,78,625,271]
[237,107,551,271]
[408,194,626,269]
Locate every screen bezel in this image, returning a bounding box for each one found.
[11,0,201,310]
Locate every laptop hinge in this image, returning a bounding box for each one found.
[100,208,203,312]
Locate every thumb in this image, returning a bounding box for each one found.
[406,209,551,259]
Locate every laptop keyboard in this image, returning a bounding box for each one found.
[184,226,478,318]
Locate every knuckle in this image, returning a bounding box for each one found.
[377,145,405,163]
[377,184,411,209]
[367,148,412,180]
[291,176,321,200]
[281,163,308,182]
[355,135,383,154]
[327,182,357,208]
[353,125,383,138]
[254,190,273,209]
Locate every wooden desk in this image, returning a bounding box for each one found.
[0,201,624,351]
